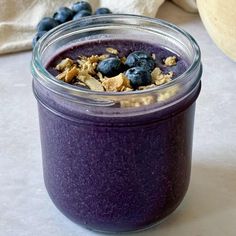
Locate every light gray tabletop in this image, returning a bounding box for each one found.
[0,2,235,236]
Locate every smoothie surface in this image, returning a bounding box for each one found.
[46,39,189,92]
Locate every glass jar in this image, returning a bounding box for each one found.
[31,14,202,233]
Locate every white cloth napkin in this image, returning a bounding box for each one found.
[0,0,197,55]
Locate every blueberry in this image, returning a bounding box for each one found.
[53,7,74,24]
[72,1,92,13]
[97,58,123,77]
[32,31,47,48]
[37,17,59,32]
[95,7,112,15]
[125,51,156,72]
[73,10,91,20]
[125,67,152,88]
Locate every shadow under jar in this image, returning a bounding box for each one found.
[31,14,202,233]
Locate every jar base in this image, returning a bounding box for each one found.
[54,197,185,234]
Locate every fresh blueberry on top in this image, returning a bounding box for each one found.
[97,58,123,77]
[125,67,152,88]
[37,17,59,32]
[95,7,112,15]
[125,51,156,72]
[32,31,47,48]
[72,1,92,13]
[53,7,74,24]
[73,10,91,20]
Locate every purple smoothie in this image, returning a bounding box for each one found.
[32,39,200,232]
[32,14,202,233]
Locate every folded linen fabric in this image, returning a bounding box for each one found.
[0,0,197,54]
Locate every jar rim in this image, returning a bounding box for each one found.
[31,14,201,100]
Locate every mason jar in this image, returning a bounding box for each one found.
[31,14,202,233]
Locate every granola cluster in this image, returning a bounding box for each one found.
[56,55,109,91]
[55,48,178,107]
